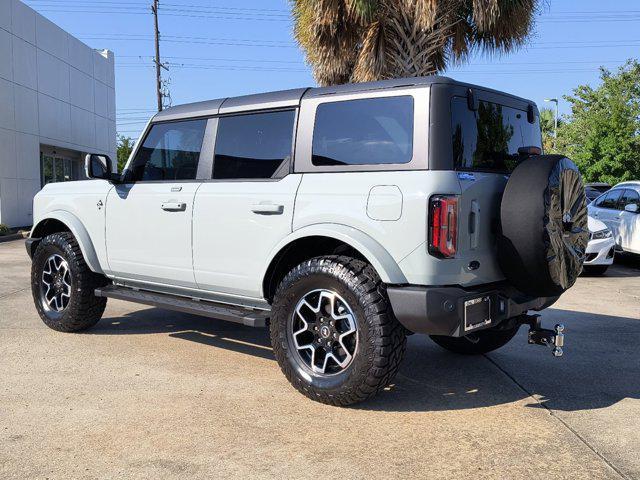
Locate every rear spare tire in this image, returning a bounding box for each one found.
[498,155,588,297]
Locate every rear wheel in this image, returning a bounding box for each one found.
[31,232,108,332]
[270,256,406,406]
[430,325,520,355]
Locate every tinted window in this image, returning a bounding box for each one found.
[452,97,542,173]
[619,189,640,209]
[130,120,206,181]
[596,189,623,209]
[213,110,295,179]
[312,96,414,166]
[585,187,602,202]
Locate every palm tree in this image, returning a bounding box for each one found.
[290,0,538,86]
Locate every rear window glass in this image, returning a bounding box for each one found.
[451,96,542,173]
[312,96,414,166]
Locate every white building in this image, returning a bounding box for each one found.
[0,0,116,227]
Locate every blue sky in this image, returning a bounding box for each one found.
[22,0,640,139]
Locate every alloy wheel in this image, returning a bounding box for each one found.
[290,289,358,376]
[41,254,72,313]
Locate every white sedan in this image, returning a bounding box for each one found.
[583,216,615,275]
[587,181,640,255]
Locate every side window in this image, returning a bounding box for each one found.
[213,110,295,180]
[312,96,414,166]
[130,119,207,181]
[619,189,640,210]
[597,189,623,209]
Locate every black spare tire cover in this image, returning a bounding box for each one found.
[497,155,588,297]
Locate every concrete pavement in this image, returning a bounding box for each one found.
[1,239,638,479]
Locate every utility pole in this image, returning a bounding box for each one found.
[151,0,167,112]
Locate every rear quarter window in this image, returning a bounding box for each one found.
[451,96,542,173]
[312,96,414,166]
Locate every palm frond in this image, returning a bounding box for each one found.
[290,0,539,85]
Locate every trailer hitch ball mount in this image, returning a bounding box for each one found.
[523,315,565,357]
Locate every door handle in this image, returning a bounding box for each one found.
[469,200,479,250]
[251,203,284,215]
[161,202,187,212]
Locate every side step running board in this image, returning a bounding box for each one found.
[95,285,269,328]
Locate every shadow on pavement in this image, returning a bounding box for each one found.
[614,252,640,270]
[90,306,639,413]
[91,307,274,360]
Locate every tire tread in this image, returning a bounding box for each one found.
[270,255,406,406]
[31,232,107,332]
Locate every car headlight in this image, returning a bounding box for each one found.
[591,229,612,240]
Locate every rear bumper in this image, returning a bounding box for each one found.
[387,283,558,337]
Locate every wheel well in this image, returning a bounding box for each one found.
[32,218,71,238]
[263,236,369,303]
[28,219,72,257]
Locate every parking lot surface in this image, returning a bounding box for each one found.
[1,239,639,479]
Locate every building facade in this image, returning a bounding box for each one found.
[0,0,116,227]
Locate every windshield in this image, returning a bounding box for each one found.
[451,96,542,173]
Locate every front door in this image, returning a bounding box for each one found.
[105,118,208,288]
[192,109,300,300]
[590,189,623,240]
[616,189,640,252]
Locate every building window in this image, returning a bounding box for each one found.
[41,153,77,186]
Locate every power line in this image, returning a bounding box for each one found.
[75,33,640,50]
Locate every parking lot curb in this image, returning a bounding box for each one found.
[0,232,28,243]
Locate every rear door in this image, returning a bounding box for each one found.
[192,110,301,300]
[105,119,207,288]
[449,94,543,283]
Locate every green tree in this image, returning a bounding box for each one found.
[557,60,640,184]
[539,107,557,153]
[116,134,135,173]
[290,0,538,86]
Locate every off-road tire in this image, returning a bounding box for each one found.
[270,256,406,406]
[31,232,108,332]
[430,325,520,355]
[582,265,609,276]
[498,155,588,297]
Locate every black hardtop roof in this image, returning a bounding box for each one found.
[152,75,535,122]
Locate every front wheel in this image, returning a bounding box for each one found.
[270,256,406,406]
[430,325,520,355]
[31,232,108,332]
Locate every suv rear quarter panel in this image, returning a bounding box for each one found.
[293,170,462,285]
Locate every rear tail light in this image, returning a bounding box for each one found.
[429,195,458,258]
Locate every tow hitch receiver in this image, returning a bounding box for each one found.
[523,315,565,357]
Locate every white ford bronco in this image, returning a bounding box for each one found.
[27,76,588,406]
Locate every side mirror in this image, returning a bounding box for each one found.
[624,203,639,213]
[85,154,114,181]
